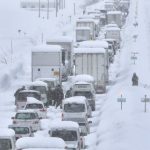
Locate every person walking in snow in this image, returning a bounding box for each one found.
[132,73,139,86]
[53,84,64,108]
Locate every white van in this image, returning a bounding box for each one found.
[0,128,16,150]
[16,137,67,150]
[72,82,96,111]
[49,121,85,150]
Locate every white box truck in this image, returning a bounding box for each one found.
[31,45,62,82]
[74,47,108,93]
[46,36,73,78]
[106,11,122,28]
[76,18,96,40]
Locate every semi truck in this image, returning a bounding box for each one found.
[74,47,108,93]
[31,45,62,83]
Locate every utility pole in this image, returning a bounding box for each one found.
[56,0,58,17]
[74,3,76,16]
[47,0,50,19]
[39,0,41,18]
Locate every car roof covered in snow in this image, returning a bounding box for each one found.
[8,124,32,128]
[73,74,95,83]
[76,27,91,30]
[63,96,86,104]
[32,44,62,52]
[74,47,106,54]
[0,128,15,137]
[78,40,109,48]
[36,77,58,82]
[16,137,66,149]
[19,90,40,94]
[17,109,37,113]
[46,36,73,43]
[49,121,79,129]
[28,81,48,87]
[74,81,92,85]
[107,11,122,15]
[76,18,96,23]
[26,97,43,105]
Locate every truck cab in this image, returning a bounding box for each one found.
[49,121,85,150]
[0,128,16,150]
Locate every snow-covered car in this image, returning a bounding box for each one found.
[27,81,48,106]
[24,97,47,118]
[12,110,41,132]
[15,90,41,110]
[72,82,96,111]
[36,77,60,91]
[8,124,33,140]
[0,128,16,150]
[49,121,85,150]
[62,96,89,120]
[16,137,67,150]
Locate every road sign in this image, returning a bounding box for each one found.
[117,98,126,102]
[131,56,137,60]
[141,95,150,112]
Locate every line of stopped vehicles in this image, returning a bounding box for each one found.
[0,0,130,149]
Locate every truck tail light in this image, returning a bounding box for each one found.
[40,108,46,112]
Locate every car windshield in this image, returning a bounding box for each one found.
[25,103,43,109]
[29,86,46,94]
[18,92,40,101]
[64,103,85,112]
[11,127,29,134]
[0,139,12,150]
[74,91,93,99]
[51,130,77,141]
[16,113,37,120]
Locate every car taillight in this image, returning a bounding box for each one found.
[40,108,46,112]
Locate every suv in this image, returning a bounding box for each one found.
[8,124,33,140]
[49,121,85,150]
[24,97,47,118]
[12,110,41,132]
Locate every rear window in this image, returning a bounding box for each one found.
[10,127,29,134]
[52,130,77,141]
[18,92,40,101]
[74,91,93,99]
[64,103,85,113]
[25,103,43,109]
[15,113,37,119]
[29,86,46,94]
[0,139,12,150]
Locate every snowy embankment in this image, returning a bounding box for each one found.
[96,0,150,150]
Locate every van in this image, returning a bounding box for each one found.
[72,82,96,111]
[15,90,41,110]
[49,121,85,150]
[0,128,16,150]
